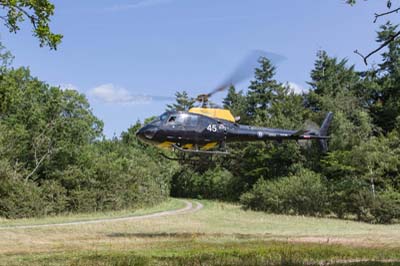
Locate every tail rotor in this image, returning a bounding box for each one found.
[318,112,334,153]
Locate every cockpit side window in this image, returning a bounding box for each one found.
[187,115,198,127]
[166,114,188,125]
[167,115,177,123]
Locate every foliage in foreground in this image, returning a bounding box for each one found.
[4,241,400,266]
[0,0,62,49]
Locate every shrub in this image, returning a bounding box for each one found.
[40,179,68,216]
[0,178,44,218]
[327,178,373,220]
[371,189,400,224]
[57,144,171,213]
[240,169,328,216]
[327,179,400,223]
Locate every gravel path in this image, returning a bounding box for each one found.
[0,200,203,230]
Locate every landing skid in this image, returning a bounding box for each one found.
[172,144,229,155]
[159,144,229,164]
[159,151,211,164]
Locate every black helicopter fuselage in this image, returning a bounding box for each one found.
[136,111,333,153]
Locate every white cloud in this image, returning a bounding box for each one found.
[59,83,79,91]
[106,0,172,12]
[286,82,307,95]
[89,84,152,104]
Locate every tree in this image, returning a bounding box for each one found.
[221,58,308,193]
[0,0,62,49]
[352,133,400,193]
[307,51,360,113]
[374,22,400,132]
[347,0,400,64]
[306,51,373,151]
[246,57,281,121]
[222,85,247,122]
[166,91,195,111]
[121,120,142,146]
[353,23,400,133]
[0,66,103,181]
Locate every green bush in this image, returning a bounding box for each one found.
[0,138,173,218]
[57,143,171,213]
[240,169,328,216]
[371,190,400,224]
[327,178,372,220]
[0,178,44,218]
[40,179,68,216]
[327,179,400,223]
[241,170,400,224]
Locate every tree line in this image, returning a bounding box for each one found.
[1,22,400,223]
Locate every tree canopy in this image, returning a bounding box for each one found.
[0,0,62,49]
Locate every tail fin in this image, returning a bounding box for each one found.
[318,112,333,153]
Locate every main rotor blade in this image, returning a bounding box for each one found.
[123,95,175,103]
[92,93,175,104]
[149,95,176,102]
[207,50,286,97]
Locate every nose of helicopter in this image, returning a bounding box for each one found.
[136,125,158,143]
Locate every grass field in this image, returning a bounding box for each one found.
[1,199,400,265]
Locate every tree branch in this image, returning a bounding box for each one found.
[13,5,37,28]
[0,1,38,28]
[353,4,400,65]
[24,119,57,182]
[24,149,50,182]
[354,30,400,65]
[374,7,400,23]
[0,15,7,24]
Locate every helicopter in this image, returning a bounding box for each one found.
[136,51,333,157]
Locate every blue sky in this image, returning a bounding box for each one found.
[0,0,394,137]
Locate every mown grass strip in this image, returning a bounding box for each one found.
[0,198,185,227]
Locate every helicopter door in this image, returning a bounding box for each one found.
[183,114,199,143]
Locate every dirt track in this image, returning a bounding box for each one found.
[0,200,203,230]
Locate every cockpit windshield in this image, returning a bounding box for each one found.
[159,112,169,121]
[146,112,170,126]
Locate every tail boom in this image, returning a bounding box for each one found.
[225,112,333,152]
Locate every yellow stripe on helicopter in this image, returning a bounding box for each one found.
[182,143,194,149]
[189,107,235,123]
[157,141,174,149]
[201,142,218,150]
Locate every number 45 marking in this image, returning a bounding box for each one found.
[207,124,218,132]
